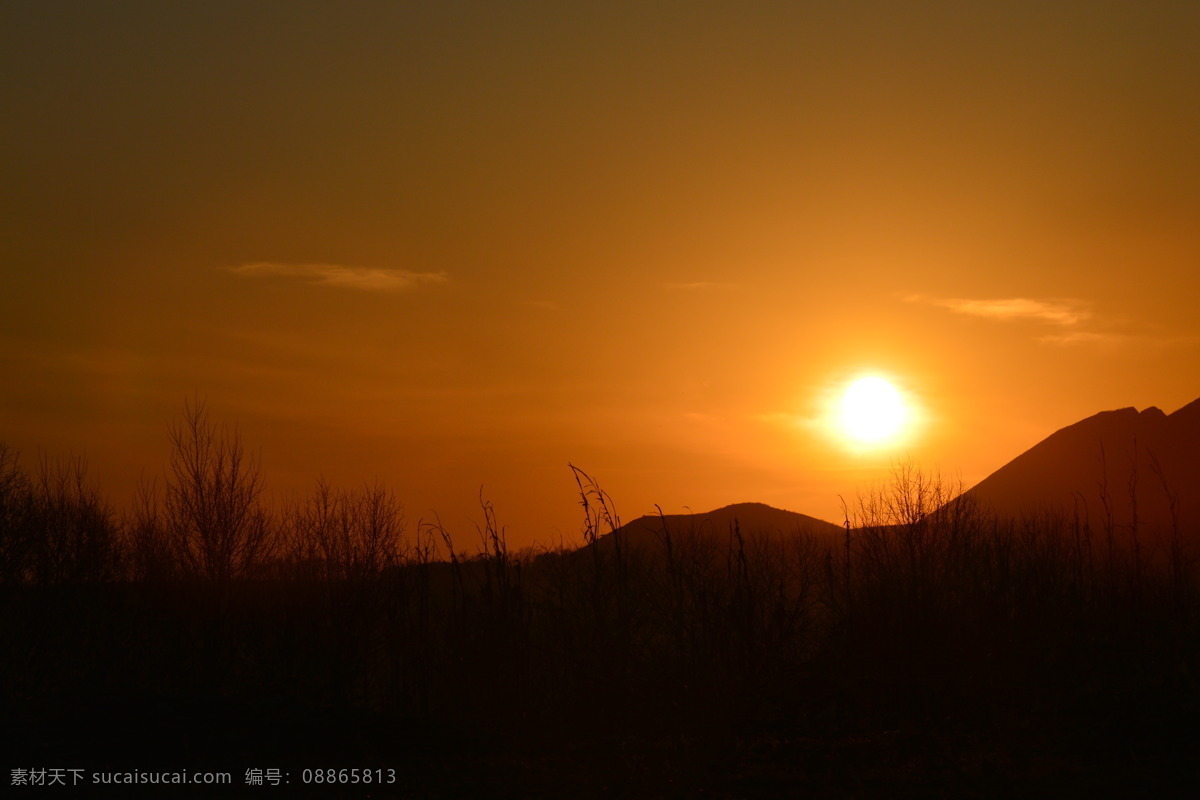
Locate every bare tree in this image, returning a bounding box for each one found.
[126,476,176,582]
[27,453,122,584]
[164,397,270,580]
[0,442,31,584]
[292,477,406,580]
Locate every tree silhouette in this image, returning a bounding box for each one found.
[0,442,30,584]
[164,397,270,580]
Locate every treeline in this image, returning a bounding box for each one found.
[2,403,1199,793]
[0,401,422,586]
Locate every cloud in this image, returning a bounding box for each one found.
[912,296,1089,327]
[1035,330,1123,346]
[910,294,1196,349]
[664,281,736,291]
[1037,330,1199,348]
[229,263,448,292]
[522,299,561,311]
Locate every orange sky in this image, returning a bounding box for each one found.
[3,1,1198,547]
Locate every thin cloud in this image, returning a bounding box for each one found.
[664,281,737,291]
[522,299,561,311]
[229,263,448,292]
[912,296,1089,327]
[1038,330,1199,348]
[1036,330,1124,346]
[910,294,1195,349]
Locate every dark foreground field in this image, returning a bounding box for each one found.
[3,438,1199,797]
[6,529,1200,797]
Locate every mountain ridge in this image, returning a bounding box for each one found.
[586,501,845,559]
[960,397,1200,536]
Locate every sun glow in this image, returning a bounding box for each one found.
[837,376,909,445]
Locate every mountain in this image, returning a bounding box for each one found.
[962,398,1200,537]
[588,502,845,559]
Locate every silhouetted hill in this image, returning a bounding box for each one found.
[589,502,844,559]
[962,398,1200,539]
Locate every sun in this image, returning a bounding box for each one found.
[837,375,909,445]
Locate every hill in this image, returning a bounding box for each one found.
[585,501,845,561]
[962,397,1200,538]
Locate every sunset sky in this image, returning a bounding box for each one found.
[3,1,1198,546]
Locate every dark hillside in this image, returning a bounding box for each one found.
[963,399,1200,544]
